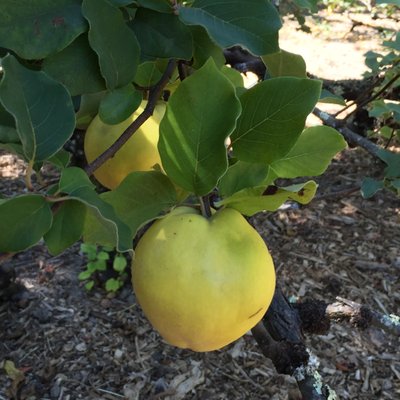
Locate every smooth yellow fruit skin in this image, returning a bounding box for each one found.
[132,206,276,352]
[84,101,165,189]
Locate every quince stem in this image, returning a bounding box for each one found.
[199,196,212,218]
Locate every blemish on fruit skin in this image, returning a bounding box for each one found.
[248,307,263,319]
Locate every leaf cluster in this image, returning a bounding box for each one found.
[0,0,346,256]
[361,32,400,198]
[79,243,128,292]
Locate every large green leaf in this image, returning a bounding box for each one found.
[158,59,241,195]
[190,26,225,69]
[178,0,281,56]
[0,55,75,163]
[44,200,86,255]
[57,167,95,193]
[82,0,140,89]
[42,34,106,96]
[136,0,172,12]
[262,50,307,78]
[0,102,19,143]
[58,167,132,253]
[134,61,163,87]
[98,84,142,125]
[217,181,318,216]
[0,195,52,252]
[0,0,86,59]
[270,126,347,178]
[75,91,106,129]
[218,161,270,198]
[230,77,322,164]
[130,8,193,60]
[84,171,177,241]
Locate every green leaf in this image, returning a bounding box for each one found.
[220,66,244,90]
[0,102,19,143]
[0,195,52,252]
[79,270,92,281]
[85,280,95,290]
[377,149,400,179]
[0,55,76,163]
[58,168,133,253]
[270,126,347,178]
[47,149,71,170]
[136,0,172,12]
[378,126,393,139]
[84,170,177,240]
[216,181,318,216]
[218,161,270,197]
[77,187,133,254]
[96,260,107,271]
[262,50,307,78]
[109,0,135,5]
[230,77,322,164]
[97,251,110,261]
[75,91,107,129]
[318,89,346,106]
[80,242,97,259]
[82,0,140,89]
[58,167,95,193]
[369,100,400,120]
[0,0,86,59]
[134,61,163,87]
[99,84,142,125]
[190,26,225,69]
[361,178,384,199]
[178,0,281,56]
[87,261,99,272]
[44,200,86,255]
[158,59,241,195]
[113,255,127,272]
[383,31,400,51]
[130,8,193,60]
[105,277,122,292]
[42,34,106,96]
[293,0,318,11]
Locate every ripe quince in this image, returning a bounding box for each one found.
[132,206,275,352]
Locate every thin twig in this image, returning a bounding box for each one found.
[295,297,400,337]
[330,297,400,337]
[341,72,400,121]
[85,59,177,176]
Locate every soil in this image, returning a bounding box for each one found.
[1,9,400,400]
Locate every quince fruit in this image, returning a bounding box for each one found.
[132,206,275,352]
[84,100,165,189]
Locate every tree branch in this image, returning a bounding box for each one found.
[295,297,400,337]
[85,59,176,177]
[252,287,337,400]
[312,107,381,157]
